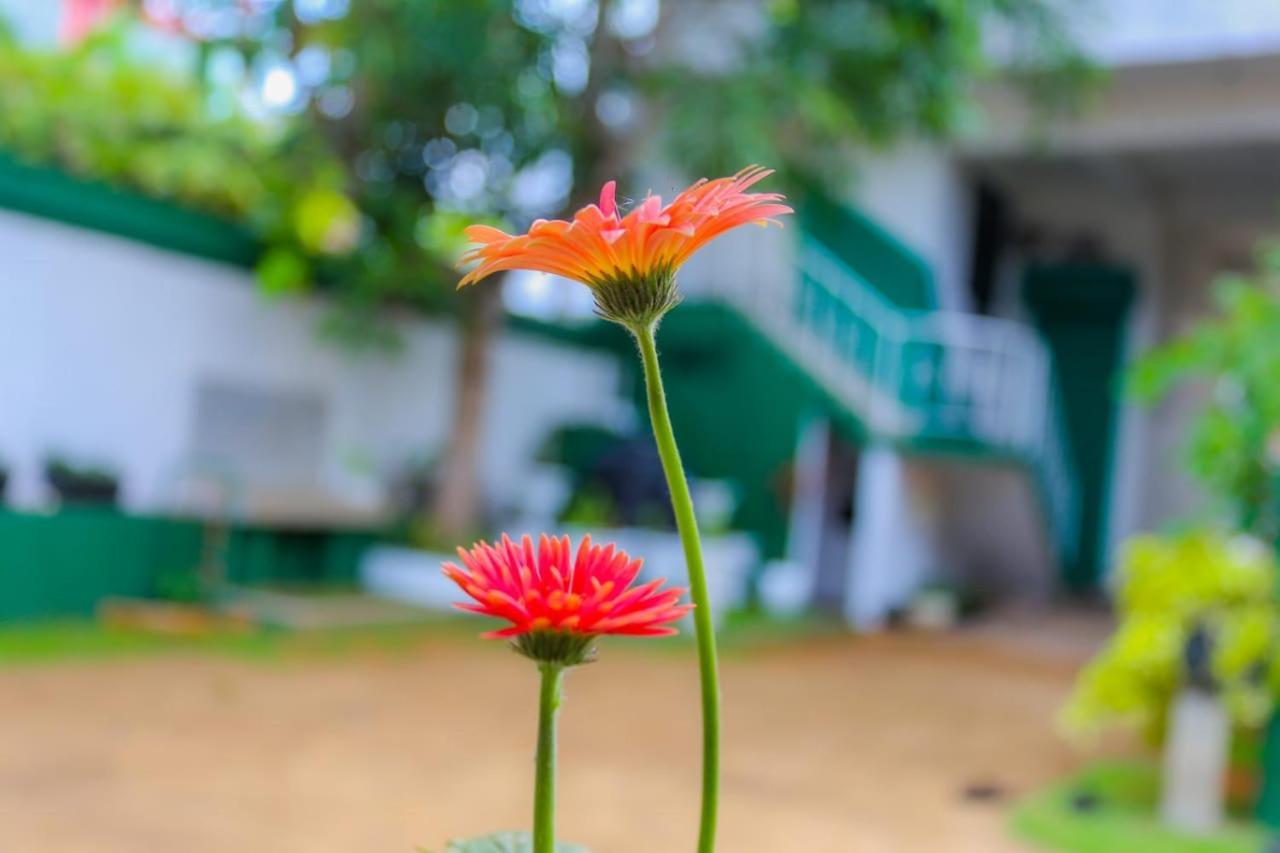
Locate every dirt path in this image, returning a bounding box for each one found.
[0,622,1102,852]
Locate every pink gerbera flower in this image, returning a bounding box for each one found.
[443,534,691,665]
[458,166,792,327]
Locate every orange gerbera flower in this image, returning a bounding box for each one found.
[443,534,692,665]
[459,166,792,327]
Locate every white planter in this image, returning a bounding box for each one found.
[1160,688,1229,835]
[360,546,459,610]
[758,559,815,618]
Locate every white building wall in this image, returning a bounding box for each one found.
[844,450,1056,629]
[0,209,626,515]
[851,144,974,312]
[920,458,1056,602]
[971,52,1280,158]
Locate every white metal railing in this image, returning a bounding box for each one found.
[697,235,1080,560]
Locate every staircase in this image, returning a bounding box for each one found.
[692,230,1081,567]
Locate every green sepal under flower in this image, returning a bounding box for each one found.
[590,268,681,330]
[513,630,598,668]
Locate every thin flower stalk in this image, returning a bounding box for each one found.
[458,169,792,852]
[443,534,690,853]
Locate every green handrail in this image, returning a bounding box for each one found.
[787,233,1081,562]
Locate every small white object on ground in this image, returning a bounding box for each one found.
[906,588,958,631]
[360,546,460,609]
[758,559,815,618]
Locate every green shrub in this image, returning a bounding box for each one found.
[1128,240,1280,536]
[1064,531,1280,742]
[0,19,356,285]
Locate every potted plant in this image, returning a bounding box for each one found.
[1064,532,1280,832]
[45,457,120,507]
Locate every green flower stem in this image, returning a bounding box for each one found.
[533,663,564,853]
[632,321,721,853]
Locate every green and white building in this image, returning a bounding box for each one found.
[2,0,1279,626]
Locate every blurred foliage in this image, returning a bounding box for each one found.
[558,484,617,528]
[0,0,1090,536]
[1128,240,1280,538]
[0,23,259,215]
[1064,531,1280,743]
[43,456,118,484]
[0,0,1090,324]
[154,570,205,605]
[0,20,356,289]
[265,0,587,322]
[654,0,1095,189]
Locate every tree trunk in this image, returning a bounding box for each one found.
[428,282,504,540]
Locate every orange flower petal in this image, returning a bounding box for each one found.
[456,166,792,293]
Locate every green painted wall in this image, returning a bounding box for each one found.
[0,510,199,621]
[0,153,259,267]
[0,509,375,621]
[1022,263,1135,591]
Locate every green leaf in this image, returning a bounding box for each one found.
[255,248,310,295]
[443,831,589,853]
[293,188,361,255]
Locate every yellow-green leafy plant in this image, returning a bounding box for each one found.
[1065,531,1280,743]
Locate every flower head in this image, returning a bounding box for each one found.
[443,533,691,665]
[459,166,792,328]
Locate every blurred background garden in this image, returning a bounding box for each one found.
[5,0,1280,850]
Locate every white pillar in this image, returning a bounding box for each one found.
[845,445,932,630]
[785,416,830,574]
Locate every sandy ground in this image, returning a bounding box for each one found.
[0,613,1109,852]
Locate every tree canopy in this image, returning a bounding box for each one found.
[11,0,1088,322]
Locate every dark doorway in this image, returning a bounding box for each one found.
[967,182,1010,315]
